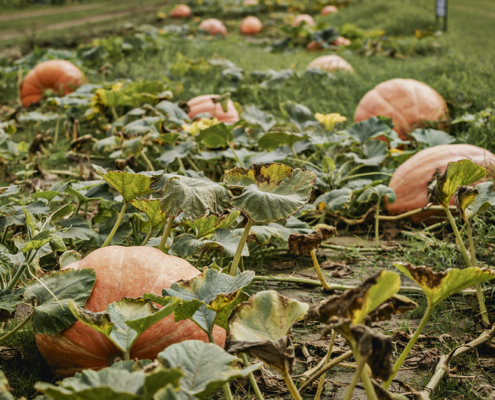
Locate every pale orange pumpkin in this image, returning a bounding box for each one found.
[240,16,262,35]
[35,246,226,377]
[306,41,323,52]
[187,94,240,123]
[308,55,353,73]
[321,5,338,15]
[387,144,495,223]
[333,36,351,46]
[170,4,191,18]
[199,18,228,36]
[20,60,86,108]
[354,78,449,140]
[292,14,315,27]
[243,0,258,5]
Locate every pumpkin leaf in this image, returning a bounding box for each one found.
[0,288,24,315]
[226,290,309,372]
[288,224,336,255]
[21,230,66,254]
[211,229,250,257]
[35,364,182,400]
[258,132,309,151]
[224,163,316,223]
[182,210,240,238]
[157,142,196,167]
[131,198,168,229]
[158,340,262,400]
[394,262,495,308]
[427,159,487,208]
[93,165,158,203]
[411,128,455,147]
[357,184,396,205]
[24,268,96,335]
[196,123,234,148]
[243,226,282,245]
[314,188,353,213]
[242,105,276,133]
[346,140,388,166]
[154,174,232,220]
[345,117,392,145]
[457,182,495,221]
[0,185,19,198]
[280,101,317,132]
[160,268,254,333]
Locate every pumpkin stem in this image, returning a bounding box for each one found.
[310,249,331,291]
[158,216,175,252]
[281,362,303,400]
[241,353,265,400]
[229,219,253,276]
[314,330,336,400]
[102,201,128,248]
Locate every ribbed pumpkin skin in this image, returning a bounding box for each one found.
[35,246,226,377]
[170,4,191,18]
[354,78,449,140]
[240,16,262,35]
[387,144,495,223]
[199,18,228,36]
[292,14,315,27]
[308,55,353,73]
[321,5,338,15]
[20,60,86,108]
[187,94,239,123]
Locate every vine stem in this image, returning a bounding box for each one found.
[310,250,331,291]
[375,197,381,249]
[229,219,253,276]
[102,201,127,248]
[141,223,153,246]
[281,365,303,400]
[158,216,175,252]
[343,354,366,400]
[227,142,244,168]
[206,329,234,400]
[384,306,433,389]
[140,151,154,171]
[444,207,471,267]
[185,156,201,173]
[360,366,378,400]
[6,249,39,290]
[177,157,186,172]
[0,312,33,344]
[241,353,265,400]
[314,330,336,400]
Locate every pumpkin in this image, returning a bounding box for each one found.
[240,16,262,35]
[243,0,258,5]
[333,36,351,46]
[308,55,353,73]
[387,144,495,223]
[292,14,315,27]
[354,78,449,140]
[306,41,323,52]
[199,18,228,36]
[321,5,338,15]
[35,246,226,377]
[170,4,191,18]
[187,94,240,123]
[20,60,86,108]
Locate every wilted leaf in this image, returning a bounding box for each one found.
[457,182,495,221]
[182,211,240,238]
[288,224,336,255]
[131,198,168,228]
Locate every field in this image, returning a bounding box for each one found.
[1,0,495,399]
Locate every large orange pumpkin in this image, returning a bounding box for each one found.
[199,18,228,36]
[35,246,226,377]
[354,79,449,140]
[170,4,191,18]
[240,16,263,35]
[387,144,495,223]
[292,14,315,27]
[187,94,240,123]
[20,60,86,108]
[308,55,353,73]
[321,5,338,15]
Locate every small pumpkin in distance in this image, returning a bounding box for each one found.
[187,94,240,124]
[20,60,86,108]
[240,16,263,35]
[321,5,338,15]
[292,14,315,27]
[333,36,351,46]
[308,55,353,73]
[354,78,449,140]
[35,246,226,377]
[243,0,258,5]
[170,4,191,18]
[199,18,228,36]
[387,144,495,223]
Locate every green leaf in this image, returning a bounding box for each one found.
[196,123,233,148]
[345,117,393,145]
[394,262,495,308]
[157,142,195,167]
[226,290,309,372]
[156,174,232,220]
[131,198,168,228]
[94,165,157,203]
[427,159,487,208]
[0,185,19,198]
[357,184,396,205]
[59,250,82,268]
[458,182,495,221]
[244,226,282,245]
[224,163,316,223]
[258,132,309,151]
[24,269,96,335]
[158,340,262,399]
[242,105,276,133]
[314,188,353,213]
[280,101,317,132]
[182,210,240,238]
[22,230,66,253]
[211,229,250,257]
[411,129,455,147]
[346,140,388,166]
[0,288,24,314]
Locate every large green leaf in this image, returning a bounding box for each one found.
[280,101,317,132]
[182,210,240,238]
[346,140,388,166]
[258,132,309,151]
[345,117,392,145]
[314,188,353,213]
[24,269,96,335]
[395,262,495,308]
[158,340,261,400]
[242,105,276,133]
[157,142,196,167]
[411,129,454,147]
[94,165,157,203]
[131,199,168,228]
[156,174,232,220]
[226,290,309,371]
[0,288,24,315]
[427,159,487,208]
[224,163,316,223]
[457,182,495,221]
[196,123,233,148]
[357,184,396,205]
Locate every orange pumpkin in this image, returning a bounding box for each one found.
[20,60,86,108]
[240,16,263,35]
[308,55,353,73]
[187,94,240,123]
[321,5,338,15]
[292,14,315,27]
[333,36,351,46]
[199,18,228,36]
[170,4,191,18]
[387,144,495,223]
[354,79,449,140]
[35,246,226,377]
[243,0,258,5]
[306,41,323,52]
